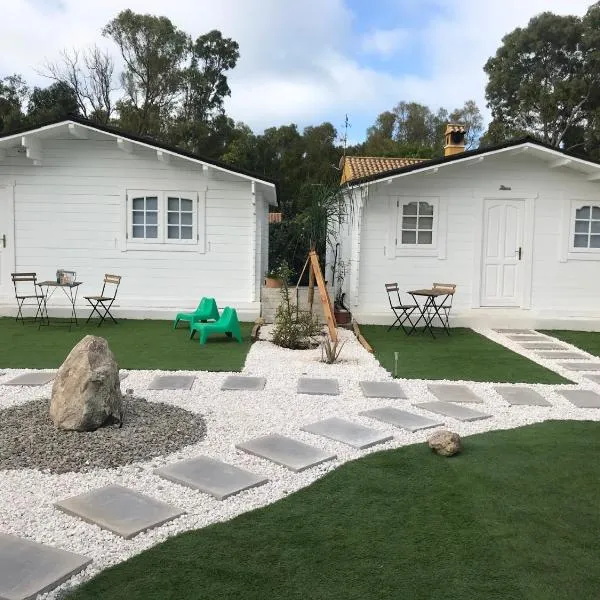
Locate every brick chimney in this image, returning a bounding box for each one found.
[444,123,466,157]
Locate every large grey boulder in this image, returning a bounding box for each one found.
[427,430,462,457]
[50,335,123,431]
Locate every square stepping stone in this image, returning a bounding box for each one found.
[417,401,491,422]
[155,456,268,500]
[360,407,443,432]
[427,383,483,404]
[359,380,407,399]
[54,484,185,539]
[584,374,600,385]
[297,377,339,396]
[301,417,393,449]
[148,375,195,390]
[557,389,600,408]
[236,434,336,472]
[537,351,589,360]
[521,342,566,350]
[3,371,56,386]
[557,362,600,372]
[494,329,533,334]
[494,386,551,407]
[506,334,546,342]
[0,532,91,600]
[221,375,266,391]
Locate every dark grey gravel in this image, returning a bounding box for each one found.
[0,397,206,474]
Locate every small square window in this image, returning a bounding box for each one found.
[571,203,600,252]
[397,199,436,247]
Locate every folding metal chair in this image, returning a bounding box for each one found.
[432,282,456,334]
[84,274,121,326]
[11,272,45,324]
[385,283,418,334]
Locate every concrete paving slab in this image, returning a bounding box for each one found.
[297,377,339,396]
[0,532,91,600]
[557,389,600,408]
[520,342,566,350]
[494,386,552,407]
[506,334,547,342]
[494,329,534,334]
[359,407,444,432]
[148,375,195,390]
[221,375,266,391]
[54,485,185,539]
[359,381,407,399]
[584,374,600,385]
[416,401,492,422]
[301,417,393,449]
[2,372,56,386]
[155,456,268,500]
[427,383,483,404]
[536,351,589,360]
[236,434,336,472]
[557,362,600,372]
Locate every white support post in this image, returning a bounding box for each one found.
[156,150,170,164]
[117,138,133,153]
[21,136,42,163]
[68,123,88,139]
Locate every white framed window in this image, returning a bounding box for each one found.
[571,202,600,252]
[125,190,203,251]
[392,197,440,258]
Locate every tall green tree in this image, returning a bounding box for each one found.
[27,81,79,125]
[0,74,28,132]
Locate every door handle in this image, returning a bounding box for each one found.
[516,247,522,260]
[1,234,5,248]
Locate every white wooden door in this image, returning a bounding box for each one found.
[481,199,525,307]
[0,185,15,300]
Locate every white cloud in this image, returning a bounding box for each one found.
[0,0,594,139]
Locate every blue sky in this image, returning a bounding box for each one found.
[1,0,593,143]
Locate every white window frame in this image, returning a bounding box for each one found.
[123,189,205,252]
[569,200,600,254]
[392,196,441,258]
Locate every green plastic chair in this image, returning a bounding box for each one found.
[173,297,220,330]
[189,306,242,344]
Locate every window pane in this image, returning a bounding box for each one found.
[168,212,179,225]
[591,235,600,248]
[591,221,600,234]
[132,197,144,210]
[146,226,158,238]
[576,206,590,219]
[168,197,179,211]
[402,231,416,244]
[146,197,158,210]
[181,226,193,239]
[181,198,193,212]
[168,225,179,239]
[146,212,158,225]
[132,225,144,238]
[181,212,193,225]
[402,217,417,230]
[403,202,418,215]
[419,217,434,230]
[418,231,433,244]
[419,202,434,216]
[575,220,589,233]
[593,206,600,219]
[132,212,144,225]
[574,234,589,248]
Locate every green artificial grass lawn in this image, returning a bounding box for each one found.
[540,330,600,358]
[0,317,253,370]
[67,421,600,600]
[360,326,569,383]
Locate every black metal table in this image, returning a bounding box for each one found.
[37,281,83,329]
[407,288,452,338]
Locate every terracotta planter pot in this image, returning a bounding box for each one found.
[334,310,352,325]
[264,277,282,288]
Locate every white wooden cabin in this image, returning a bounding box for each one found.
[0,118,277,320]
[337,136,600,330]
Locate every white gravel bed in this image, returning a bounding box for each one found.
[0,327,599,598]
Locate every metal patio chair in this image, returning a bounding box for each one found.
[385,282,418,334]
[84,274,122,326]
[11,272,45,324]
[432,282,456,333]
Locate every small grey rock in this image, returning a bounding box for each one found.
[428,430,462,457]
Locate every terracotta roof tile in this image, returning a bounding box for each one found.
[340,156,428,184]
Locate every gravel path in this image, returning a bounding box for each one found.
[0,327,598,599]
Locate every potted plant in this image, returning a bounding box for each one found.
[264,268,282,288]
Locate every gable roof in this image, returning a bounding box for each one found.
[340,155,427,184]
[0,115,278,204]
[343,137,600,187]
